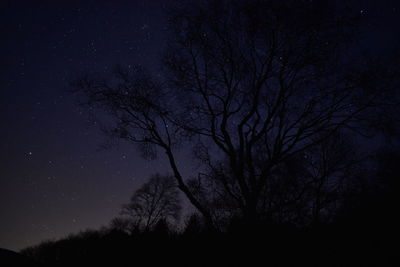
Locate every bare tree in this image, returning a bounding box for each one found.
[118,174,181,231]
[72,0,397,228]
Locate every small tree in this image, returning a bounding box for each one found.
[119,174,181,232]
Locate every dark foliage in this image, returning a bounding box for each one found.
[20,208,397,267]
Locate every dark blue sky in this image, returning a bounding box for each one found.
[0,0,399,251]
[0,0,174,251]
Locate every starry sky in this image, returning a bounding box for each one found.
[0,0,399,251]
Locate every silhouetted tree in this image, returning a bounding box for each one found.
[117,174,181,232]
[72,0,398,228]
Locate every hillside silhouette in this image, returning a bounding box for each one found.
[20,165,398,266]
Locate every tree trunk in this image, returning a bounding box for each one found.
[164,148,216,230]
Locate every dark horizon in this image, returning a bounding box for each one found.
[1,0,400,254]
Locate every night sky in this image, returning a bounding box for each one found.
[1,0,399,251]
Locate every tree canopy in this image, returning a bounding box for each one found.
[73,0,399,229]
